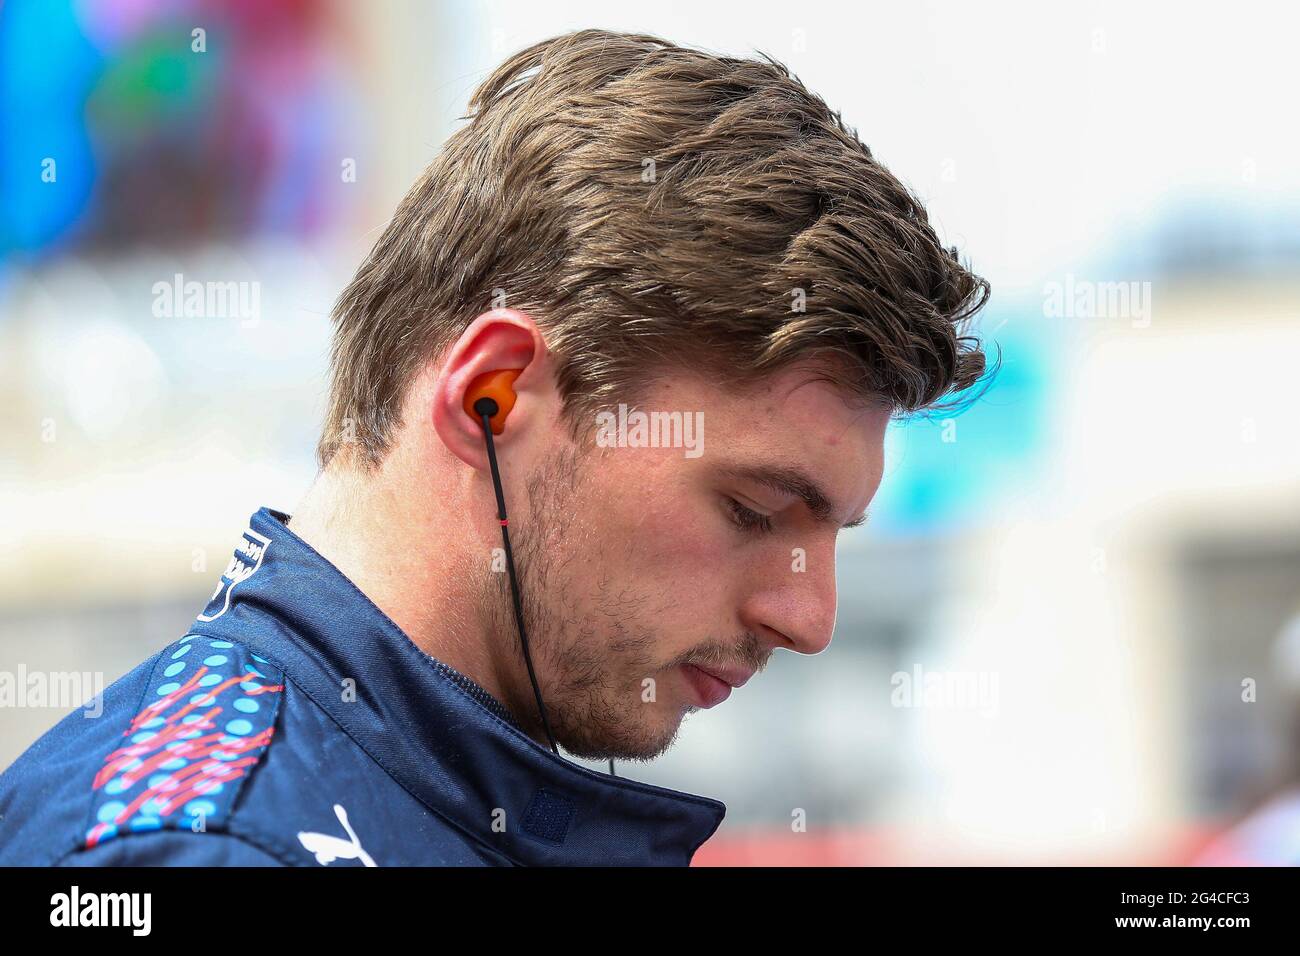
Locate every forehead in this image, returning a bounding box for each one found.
[646,361,890,447]
[634,362,892,520]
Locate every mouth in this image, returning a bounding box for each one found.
[679,662,754,709]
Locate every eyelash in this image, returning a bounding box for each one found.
[726,497,774,535]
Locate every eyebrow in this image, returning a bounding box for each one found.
[719,464,869,530]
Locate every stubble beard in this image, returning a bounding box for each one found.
[481,445,687,762]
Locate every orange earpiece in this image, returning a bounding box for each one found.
[463,369,521,435]
[460,365,559,754]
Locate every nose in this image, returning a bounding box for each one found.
[739,545,838,656]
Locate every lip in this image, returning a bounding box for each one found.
[680,661,756,709]
[691,662,755,690]
[681,664,732,708]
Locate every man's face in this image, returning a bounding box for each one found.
[489,363,892,761]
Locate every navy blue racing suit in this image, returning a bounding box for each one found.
[0,507,725,866]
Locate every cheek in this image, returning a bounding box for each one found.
[634,507,722,571]
[592,460,730,586]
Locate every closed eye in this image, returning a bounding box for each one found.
[726,497,774,535]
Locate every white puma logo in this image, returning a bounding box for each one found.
[297,804,377,867]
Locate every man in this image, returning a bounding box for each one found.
[0,29,987,866]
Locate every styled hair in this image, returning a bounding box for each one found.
[317,29,990,471]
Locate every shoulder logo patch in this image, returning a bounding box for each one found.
[84,636,284,849]
[198,527,271,622]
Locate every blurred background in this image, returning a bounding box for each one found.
[3,0,1299,865]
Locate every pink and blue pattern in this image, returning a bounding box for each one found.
[84,636,284,848]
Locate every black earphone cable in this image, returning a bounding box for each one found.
[475,400,560,756]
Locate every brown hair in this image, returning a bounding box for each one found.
[318,29,990,472]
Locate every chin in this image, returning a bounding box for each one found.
[558,712,685,763]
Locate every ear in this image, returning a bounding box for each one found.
[431,309,549,469]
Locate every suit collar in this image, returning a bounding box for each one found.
[188,507,725,865]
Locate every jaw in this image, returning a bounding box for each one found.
[548,672,692,762]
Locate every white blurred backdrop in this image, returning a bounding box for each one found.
[3,0,1298,864]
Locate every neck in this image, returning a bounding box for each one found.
[286,443,535,740]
